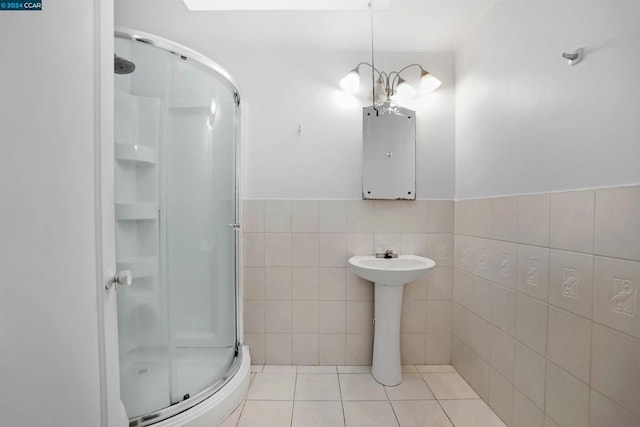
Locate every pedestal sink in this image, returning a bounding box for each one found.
[348,254,435,386]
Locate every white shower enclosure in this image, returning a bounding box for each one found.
[114,30,242,426]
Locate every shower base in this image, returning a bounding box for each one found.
[120,345,250,426]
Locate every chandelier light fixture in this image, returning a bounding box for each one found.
[340,62,442,102]
[339,1,441,103]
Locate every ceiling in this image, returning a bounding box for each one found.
[116,0,502,51]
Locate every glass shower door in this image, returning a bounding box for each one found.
[114,34,238,424]
[163,55,238,404]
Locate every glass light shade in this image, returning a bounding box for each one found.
[340,69,360,94]
[394,77,416,99]
[374,76,387,101]
[420,71,442,93]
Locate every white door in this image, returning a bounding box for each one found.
[97,4,124,426]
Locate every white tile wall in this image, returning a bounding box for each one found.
[242,187,639,425]
[513,341,545,409]
[452,185,640,427]
[292,334,318,365]
[292,233,319,266]
[489,368,513,425]
[549,190,594,253]
[491,240,518,289]
[493,196,518,242]
[548,249,593,318]
[591,323,640,418]
[474,198,494,238]
[517,194,550,247]
[546,306,591,383]
[265,200,292,232]
[264,267,291,300]
[590,389,640,427]
[345,333,373,365]
[243,200,265,232]
[291,200,319,232]
[244,199,454,366]
[264,233,291,266]
[516,245,549,302]
[594,186,640,261]
[489,325,514,381]
[319,201,347,233]
[512,389,543,427]
[515,294,548,355]
[593,256,640,340]
[545,361,590,427]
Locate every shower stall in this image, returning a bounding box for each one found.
[113,29,249,427]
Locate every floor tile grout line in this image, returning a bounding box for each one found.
[227,400,239,427]
[233,376,253,427]
[290,366,298,427]
[436,397,483,400]
[336,369,347,427]
[383,378,402,426]
[417,368,439,401]
[435,398,457,427]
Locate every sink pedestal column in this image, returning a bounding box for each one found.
[372,282,403,386]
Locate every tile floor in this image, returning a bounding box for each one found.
[220,365,506,427]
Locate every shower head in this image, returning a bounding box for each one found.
[114,54,136,75]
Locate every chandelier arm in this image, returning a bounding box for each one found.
[388,71,401,95]
[376,71,391,99]
[396,63,426,75]
[355,62,384,78]
[378,71,390,87]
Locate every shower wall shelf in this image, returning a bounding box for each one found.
[116,203,159,220]
[116,256,158,279]
[115,143,157,164]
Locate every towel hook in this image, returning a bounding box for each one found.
[562,48,584,66]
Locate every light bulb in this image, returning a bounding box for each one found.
[340,68,360,94]
[394,77,416,99]
[420,71,442,93]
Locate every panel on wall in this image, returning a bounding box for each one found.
[362,103,416,200]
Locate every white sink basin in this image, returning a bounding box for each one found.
[348,254,436,386]
[348,255,435,286]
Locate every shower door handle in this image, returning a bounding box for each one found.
[228,223,241,230]
[105,270,133,291]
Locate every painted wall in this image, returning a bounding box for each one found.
[115,3,456,200]
[455,0,640,199]
[0,2,110,426]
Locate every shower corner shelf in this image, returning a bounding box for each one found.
[116,202,158,220]
[116,143,157,164]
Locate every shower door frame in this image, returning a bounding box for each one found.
[114,28,243,427]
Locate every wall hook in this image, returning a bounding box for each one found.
[562,48,584,66]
